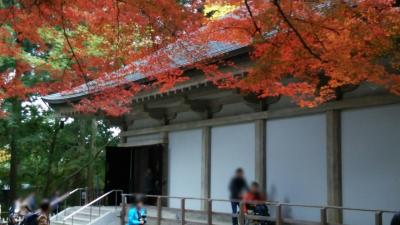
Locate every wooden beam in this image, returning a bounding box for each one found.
[118,137,167,147]
[326,110,343,223]
[121,94,400,137]
[254,120,266,192]
[201,127,211,210]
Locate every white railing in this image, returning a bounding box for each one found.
[63,189,122,225]
[51,187,87,221]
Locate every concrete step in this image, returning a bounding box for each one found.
[69,211,109,220]
[51,220,87,225]
[51,206,116,225]
[53,205,232,225]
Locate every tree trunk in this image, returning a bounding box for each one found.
[8,99,21,204]
[43,121,60,197]
[87,118,97,200]
[9,131,18,203]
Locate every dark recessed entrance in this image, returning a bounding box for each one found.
[105,145,164,204]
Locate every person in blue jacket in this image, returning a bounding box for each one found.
[127,196,147,225]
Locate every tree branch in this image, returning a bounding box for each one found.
[244,0,262,36]
[272,0,322,61]
[292,17,341,36]
[60,1,91,86]
[56,148,103,186]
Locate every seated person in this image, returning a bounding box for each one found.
[242,182,266,214]
[242,182,271,225]
[127,196,147,225]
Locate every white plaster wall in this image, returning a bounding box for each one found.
[342,104,400,225]
[168,129,202,210]
[210,123,255,212]
[266,114,327,221]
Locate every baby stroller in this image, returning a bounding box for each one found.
[246,204,274,225]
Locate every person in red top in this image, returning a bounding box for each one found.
[242,182,266,213]
[242,182,271,225]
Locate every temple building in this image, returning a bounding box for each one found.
[42,40,400,225]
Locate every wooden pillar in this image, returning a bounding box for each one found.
[255,120,266,192]
[201,126,212,210]
[161,132,169,206]
[326,110,343,223]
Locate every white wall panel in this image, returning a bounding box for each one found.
[342,104,400,225]
[168,129,202,210]
[211,123,255,212]
[266,114,327,221]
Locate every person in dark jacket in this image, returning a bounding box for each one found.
[391,212,400,225]
[37,199,51,225]
[229,168,248,225]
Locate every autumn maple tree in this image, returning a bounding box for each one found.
[0,0,399,115]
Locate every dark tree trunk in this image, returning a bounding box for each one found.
[43,121,61,197]
[9,131,18,203]
[8,99,21,204]
[87,118,97,200]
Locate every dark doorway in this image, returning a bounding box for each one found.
[105,145,164,204]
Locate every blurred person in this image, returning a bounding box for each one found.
[143,169,154,195]
[242,182,270,225]
[392,211,400,225]
[143,168,155,205]
[127,196,147,225]
[50,191,61,215]
[229,168,248,225]
[242,182,266,213]
[19,203,32,217]
[37,199,51,225]
[8,198,22,225]
[24,193,36,212]
[22,199,50,225]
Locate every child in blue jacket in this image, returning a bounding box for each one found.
[127,197,147,225]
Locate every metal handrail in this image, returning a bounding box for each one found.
[63,189,122,222]
[51,187,87,206]
[121,193,398,213]
[121,193,397,225]
[51,187,87,221]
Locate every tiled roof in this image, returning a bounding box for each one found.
[42,40,246,104]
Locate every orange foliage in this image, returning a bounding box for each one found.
[0,0,399,115]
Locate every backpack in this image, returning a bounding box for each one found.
[21,212,39,225]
